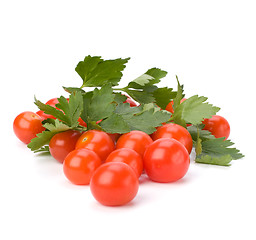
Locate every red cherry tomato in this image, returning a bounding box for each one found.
[49,130,82,163]
[90,162,139,206]
[75,130,115,162]
[143,138,190,183]
[202,115,230,140]
[63,148,101,185]
[151,123,193,154]
[105,148,143,177]
[166,98,187,113]
[13,111,45,144]
[116,130,153,157]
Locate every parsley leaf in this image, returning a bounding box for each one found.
[125,89,155,104]
[33,146,50,154]
[43,119,72,132]
[188,125,244,166]
[127,68,167,89]
[172,76,185,112]
[80,84,115,129]
[76,55,130,87]
[27,119,72,151]
[152,87,176,109]
[28,131,56,151]
[35,92,83,128]
[121,68,175,106]
[99,103,171,134]
[172,95,220,127]
[55,91,83,128]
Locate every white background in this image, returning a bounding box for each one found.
[1,1,255,239]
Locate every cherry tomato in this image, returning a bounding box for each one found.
[143,138,190,183]
[63,148,101,185]
[151,123,193,154]
[90,162,139,206]
[202,115,230,140]
[166,98,187,113]
[49,130,82,163]
[105,148,143,177]
[75,130,115,162]
[13,111,45,144]
[116,130,153,157]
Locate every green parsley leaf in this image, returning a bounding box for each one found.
[34,91,83,128]
[80,84,115,129]
[188,125,244,166]
[33,146,50,155]
[76,55,130,88]
[28,119,74,151]
[62,86,86,94]
[56,91,83,128]
[34,98,67,123]
[87,84,115,121]
[172,76,185,111]
[172,95,220,127]
[27,131,56,151]
[152,87,176,109]
[43,119,72,132]
[127,68,167,89]
[125,89,155,104]
[113,92,127,104]
[99,103,171,134]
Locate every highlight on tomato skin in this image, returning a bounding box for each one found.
[90,162,139,206]
[202,115,230,140]
[49,130,82,163]
[105,148,143,178]
[13,111,45,144]
[151,123,193,154]
[116,130,153,157]
[75,130,115,162]
[63,148,101,185]
[143,138,190,183]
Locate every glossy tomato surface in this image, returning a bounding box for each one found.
[105,148,143,177]
[49,130,82,163]
[202,115,230,140]
[63,148,101,185]
[116,130,153,157]
[75,130,115,162]
[143,138,190,183]
[90,162,139,206]
[151,123,193,154]
[13,111,45,144]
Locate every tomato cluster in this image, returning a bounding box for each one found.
[13,97,231,207]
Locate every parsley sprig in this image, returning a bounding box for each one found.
[28,55,244,166]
